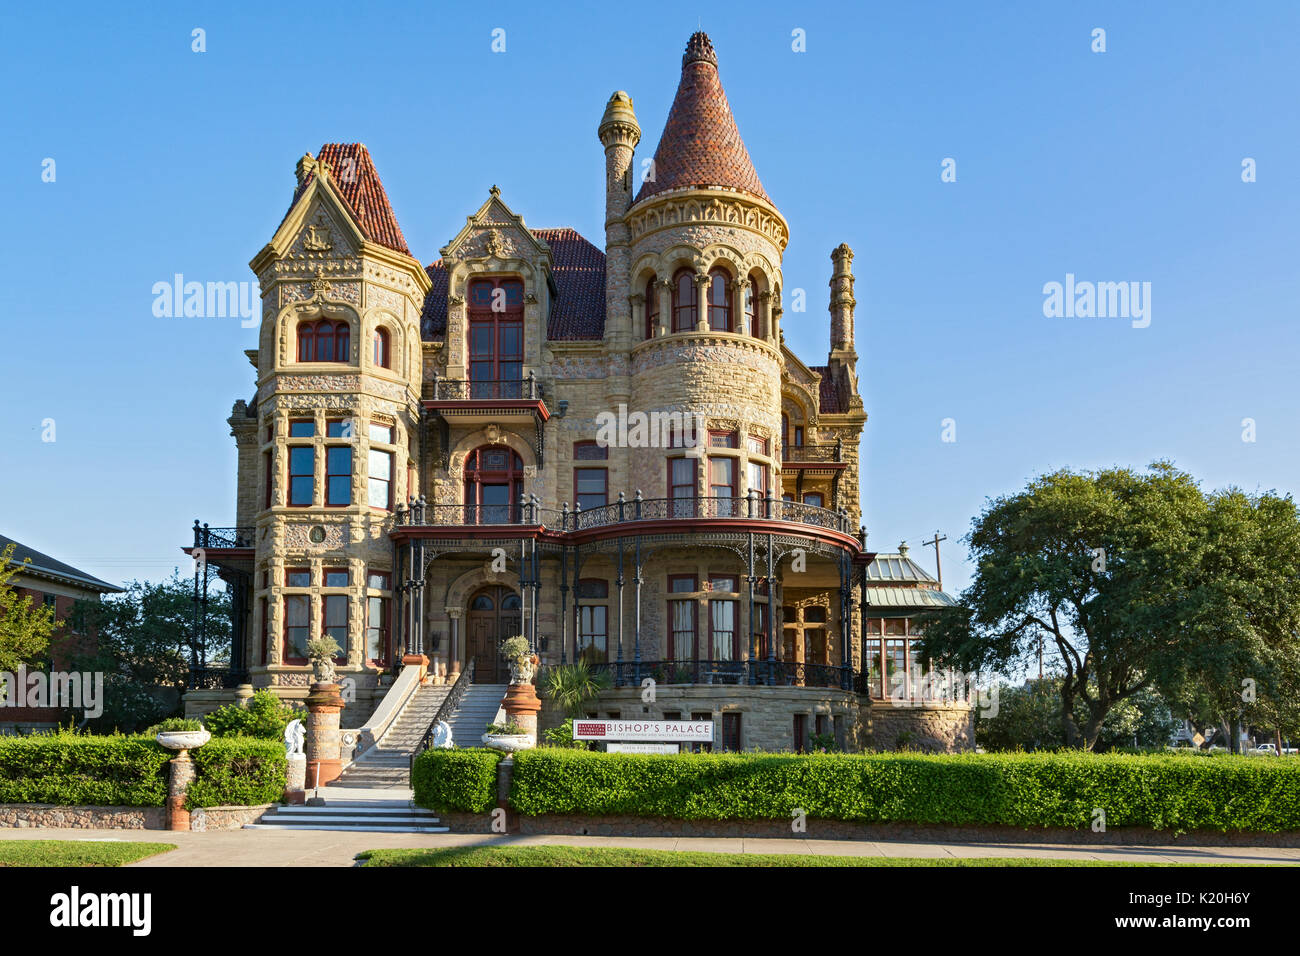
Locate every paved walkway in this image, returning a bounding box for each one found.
[1,828,1296,867]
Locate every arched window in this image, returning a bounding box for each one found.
[372,327,390,369]
[468,277,524,398]
[463,445,524,524]
[745,272,761,336]
[644,276,659,339]
[672,268,697,333]
[298,319,350,363]
[707,268,731,332]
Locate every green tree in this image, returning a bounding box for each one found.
[924,463,1300,750]
[978,678,1181,752]
[0,543,55,673]
[69,571,231,733]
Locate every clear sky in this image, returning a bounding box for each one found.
[2,1,1297,595]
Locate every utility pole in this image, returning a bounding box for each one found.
[922,531,947,591]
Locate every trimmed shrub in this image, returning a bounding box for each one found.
[509,749,1300,833]
[0,733,169,806]
[187,738,287,809]
[202,690,305,740]
[412,748,503,813]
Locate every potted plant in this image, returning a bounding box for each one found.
[481,719,534,752]
[151,717,211,754]
[307,635,342,683]
[499,635,534,684]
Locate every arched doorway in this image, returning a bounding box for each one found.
[466,585,522,683]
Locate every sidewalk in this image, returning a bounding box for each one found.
[2,827,1297,867]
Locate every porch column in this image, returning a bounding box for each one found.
[839,552,852,690]
[615,540,625,687]
[859,565,870,693]
[529,538,539,654]
[447,609,461,680]
[559,541,569,665]
[572,541,583,664]
[746,531,757,685]
[633,535,643,684]
[766,536,776,685]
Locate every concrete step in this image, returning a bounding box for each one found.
[248,804,445,833]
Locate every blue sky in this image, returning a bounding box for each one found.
[2,1,1297,594]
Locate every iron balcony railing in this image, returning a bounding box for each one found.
[425,373,542,402]
[192,522,255,549]
[394,492,852,536]
[187,666,249,690]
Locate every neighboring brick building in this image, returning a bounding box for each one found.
[0,534,122,733]
[188,32,972,751]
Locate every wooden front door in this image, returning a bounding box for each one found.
[466,586,522,683]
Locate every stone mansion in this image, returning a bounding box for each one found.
[187,32,974,753]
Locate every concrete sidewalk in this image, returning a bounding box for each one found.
[1,827,1297,867]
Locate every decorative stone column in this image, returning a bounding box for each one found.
[234,683,254,707]
[166,753,196,832]
[447,609,462,680]
[305,681,346,788]
[502,657,542,743]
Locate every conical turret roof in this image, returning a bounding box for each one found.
[633,32,770,205]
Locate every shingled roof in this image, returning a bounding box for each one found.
[0,534,122,593]
[421,228,606,342]
[811,365,843,414]
[633,32,770,205]
[282,144,412,256]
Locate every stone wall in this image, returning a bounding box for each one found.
[0,804,166,830]
[866,701,975,753]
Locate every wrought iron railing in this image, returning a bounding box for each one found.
[584,658,851,690]
[186,666,249,690]
[394,493,852,535]
[425,373,542,402]
[192,521,255,549]
[411,657,476,771]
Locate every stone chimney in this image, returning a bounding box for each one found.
[829,243,856,358]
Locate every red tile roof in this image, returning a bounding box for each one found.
[282,144,412,256]
[634,32,770,205]
[421,228,606,342]
[811,365,843,414]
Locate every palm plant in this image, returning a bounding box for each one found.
[540,661,610,718]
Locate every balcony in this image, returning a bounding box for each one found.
[392,493,854,538]
[783,439,847,472]
[422,373,549,427]
[582,659,852,690]
[186,522,256,572]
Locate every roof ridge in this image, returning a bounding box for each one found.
[280,143,412,257]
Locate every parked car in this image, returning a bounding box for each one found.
[1250,743,1278,755]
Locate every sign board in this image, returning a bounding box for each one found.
[607,742,680,754]
[572,719,714,742]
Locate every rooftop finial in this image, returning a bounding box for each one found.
[898,540,910,556]
[683,31,717,67]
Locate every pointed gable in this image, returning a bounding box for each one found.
[282,144,412,256]
[634,32,770,205]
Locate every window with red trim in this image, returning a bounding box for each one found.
[283,594,309,663]
[288,446,314,507]
[369,449,393,510]
[326,446,352,506]
[644,276,658,339]
[744,278,758,337]
[468,278,523,396]
[668,457,697,517]
[298,319,350,362]
[263,450,273,509]
[324,595,348,661]
[373,327,390,368]
[464,446,524,524]
[672,268,696,332]
[707,268,731,332]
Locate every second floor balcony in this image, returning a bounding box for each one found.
[394,491,855,538]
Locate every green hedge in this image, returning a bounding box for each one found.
[412,748,503,813]
[187,738,288,809]
[509,750,1300,833]
[0,735,169,806]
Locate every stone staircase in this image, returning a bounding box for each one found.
[445,684,508,747]
[329,683,450,790]
[245,803,449,833]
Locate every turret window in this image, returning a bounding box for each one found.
[707,268,732,332]
[672,269,696,332]
[645,276,659,338]
[373,327,390,369]
[298,319,350,363]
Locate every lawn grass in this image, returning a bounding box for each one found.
[0,840,177,867]
[357,845,1202,868]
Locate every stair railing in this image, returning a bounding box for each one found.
[410,658,476,774]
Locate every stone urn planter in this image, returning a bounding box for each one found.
[481,732,534,753]
[155,729,211,757]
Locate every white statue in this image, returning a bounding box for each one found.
[285,718,306,756]
[432,720,453,749]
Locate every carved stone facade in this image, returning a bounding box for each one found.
[193,32,970,753]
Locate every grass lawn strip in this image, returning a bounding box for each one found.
[0,840,177,867]
[357,845,1227,868]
